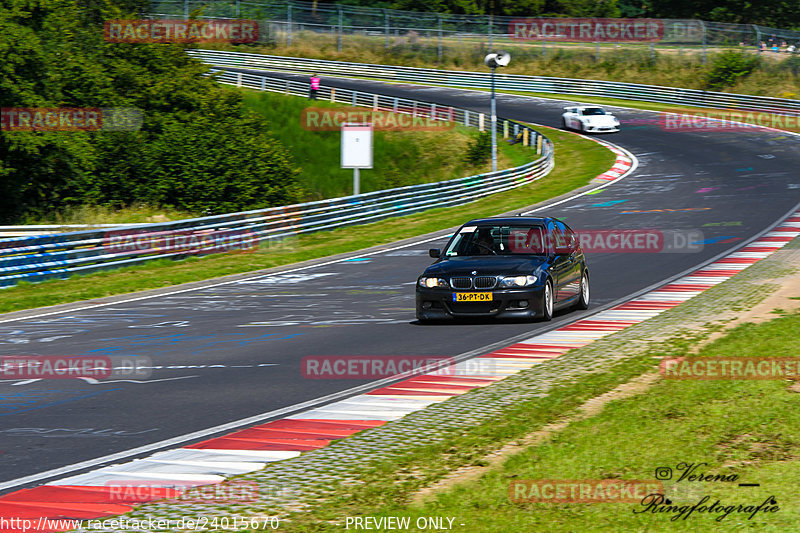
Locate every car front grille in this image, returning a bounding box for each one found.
[450,277,472,289]
[449,276,498,290]
[474,276,497,289]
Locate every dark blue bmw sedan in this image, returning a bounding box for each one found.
[415,216,590,322]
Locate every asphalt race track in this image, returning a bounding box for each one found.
[2,70,799,492]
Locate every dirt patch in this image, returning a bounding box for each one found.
[717,432,799,468]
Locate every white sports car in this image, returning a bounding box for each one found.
[561,106,620,133]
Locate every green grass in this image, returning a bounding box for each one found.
[19,204,198,225]
[240,89,530,200]
[383,313,800,532]
[0,125,613,314]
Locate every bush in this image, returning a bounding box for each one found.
[703,51,760,91]
[464,131,492,166]
[0,0,305,222]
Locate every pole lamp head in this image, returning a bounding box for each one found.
[484,50,511,68]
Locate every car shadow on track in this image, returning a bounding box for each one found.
[411,307,581,326]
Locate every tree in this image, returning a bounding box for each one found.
[0,0,304,222]
[645,0,800,27]
[703,51,760,90]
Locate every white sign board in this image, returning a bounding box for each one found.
[341,123,373,169]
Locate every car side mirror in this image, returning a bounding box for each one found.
[429,248,441,258]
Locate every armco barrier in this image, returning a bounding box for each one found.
[189,49,800,115]
[0,74,552,288]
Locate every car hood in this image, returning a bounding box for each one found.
[583,115,618,126]
[424,256,547,277]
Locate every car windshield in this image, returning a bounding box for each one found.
[581,107,607,116]
[444,225,547,256]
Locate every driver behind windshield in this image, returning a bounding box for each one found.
[471,228,496,255]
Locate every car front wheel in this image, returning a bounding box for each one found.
[540,280,554,321]
[574,272,590,310]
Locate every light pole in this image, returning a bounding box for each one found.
[483,51,510,172]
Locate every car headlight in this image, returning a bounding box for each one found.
[418,277,448,288]
[499,275,537,287]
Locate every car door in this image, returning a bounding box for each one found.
[570,109,581,130]
[553,221,581,301]
[548,221,571,302]
[564,223,583,298]
[571,109,583,130]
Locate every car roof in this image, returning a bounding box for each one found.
[462,216,552,226]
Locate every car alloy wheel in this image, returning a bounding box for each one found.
[575,273,590,310]
[541,281,553,321]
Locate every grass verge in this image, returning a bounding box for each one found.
[239,89,530,200]
[317,311,800,532]
[0,125,613,314]
[19,204,199,225]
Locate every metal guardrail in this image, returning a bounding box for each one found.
[190,49,800,115]
[0,74,552,288]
